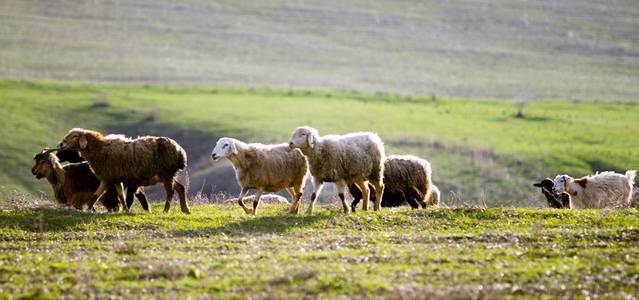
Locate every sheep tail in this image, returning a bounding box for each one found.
[626,170,637,185]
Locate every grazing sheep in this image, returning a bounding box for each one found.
[58,128,191,214]
[288,126,385,214]
[349,155,433,211]
[424,183,441,207]
[31,148,122,211]
[55,148,150,211]
[552,171,636,209]
[211,137,307,215]
[533,178,570,208]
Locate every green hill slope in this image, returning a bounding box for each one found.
[1,81,637,206]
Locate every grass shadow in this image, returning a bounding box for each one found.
[172,211,336,237]
[0,207,124,233]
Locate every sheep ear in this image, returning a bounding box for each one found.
[79,134,88,150]
[307,133,314,147]
[230,141,238,155]
[533,182,542,187]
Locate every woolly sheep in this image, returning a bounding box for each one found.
[211,137,307,215]
[349,155,433,211]
[288,126,385,214]
[58,128,191,214]
[31,148,123,211]
[533,178,570,208]
[552,171,636,209]
[54,148,150,211]
[424,183,440,207]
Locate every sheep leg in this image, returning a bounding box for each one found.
[173,179,191,214]
[114,183,128,212]
[162,180,175,213]
[306,178,324,215]
[251,189,263,216]
[286,187,301,214]
[87,181,109,212]
[370,181,385,211]
[134,189,150,212]
[237,188,253,215]
[354,181,370,212]
[335,182,350,214]
[125,187,136,210]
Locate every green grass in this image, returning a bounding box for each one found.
[1,203,638,298]
[1,80,638,205]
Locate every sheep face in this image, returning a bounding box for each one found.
[534,178,569,208]
[288,126,317,150]
[211,137,238,161]
[58,128,89,151]
[552,174,572,193]
[32,150,57,179]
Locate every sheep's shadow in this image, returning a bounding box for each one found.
[0,207,124,233]
[172,212,335,237]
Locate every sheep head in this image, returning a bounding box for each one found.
[31,148,58,179]
[288,126,318,150]
[552,174,573,194]
[211,137,239,161]
[58,128,93,151]
[534,178,567,208]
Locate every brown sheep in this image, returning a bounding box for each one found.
[54,149,150,211]
[58,129,191,214]
[31,148,123,211]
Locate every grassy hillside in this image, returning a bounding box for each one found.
[1,203,638,298]
[1,80,638,206]
[1,0,638,101]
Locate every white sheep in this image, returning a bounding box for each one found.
[552,170,636,209]
[288,126,385,214]
[211,137,308,215]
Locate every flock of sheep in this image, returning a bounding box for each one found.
[32,127,638,215]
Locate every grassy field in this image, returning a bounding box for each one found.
[1,0,638,101]
[0,202,638,298]
[1,80,638,206]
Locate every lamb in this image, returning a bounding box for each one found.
[54,148,150,211]
[552,171,636,209]
[58,128,191,214]
[348,155,433,211]
[31,148,123,211]
[533,178,570,208]
[211,137,307,215]
[288,126,385,214]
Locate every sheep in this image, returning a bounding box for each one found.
[533,178,570,208]
[211,137,307,215]
[58,128,191,214]
[552,170,636,209]
[31,148,123,211]
[424,183,441,207]
[288,126,385,214]
[54,148,150,211]
[348,155,433,211]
